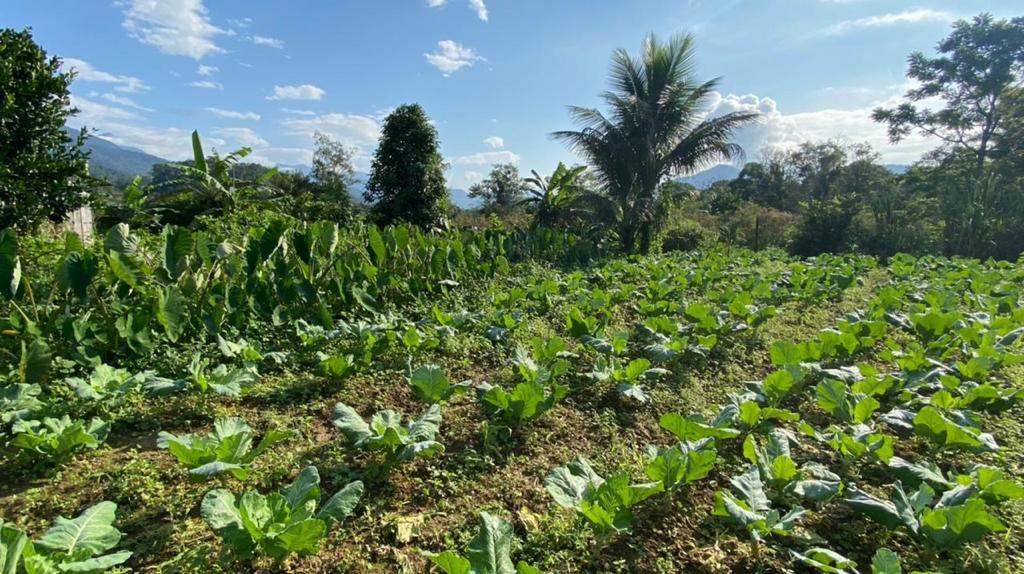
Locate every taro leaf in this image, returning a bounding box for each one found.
[104,223,139,258]
[870,548,901,574]
[34,502,128,565]
[545,456,603,508]
[645,442,717,490]
[789,547,857,573]
[660,413,741,442]
[317,481,364,527]
[0,521,27,574]
[162,226,194,280]
[200,490,256,558]
[465,512,516,574]
[18,339,51,386]
[280,467,321,510]
[409,365,460,404]
[156,286,188,342]
[0,384,42,424]
[888,457,952,489]
[920,498,1006,548]
[913,406,998,452]
[770,341,803,366]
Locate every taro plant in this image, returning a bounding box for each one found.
[843,481,1007,549]
[644,439,717,491]
[713,466,808,542]
[158,417,293,480]
[201,466,363,561]
[587,357,669,403]
[423,512,540,574]
[332,403,444,468]
[408,364,468,404]
[9,416,109,460]
[544,456,663,540]
[4,502,133,573]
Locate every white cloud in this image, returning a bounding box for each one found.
[425,40,484,76]
[120,0,227,59]
[819,9,955,36]
[468,0,488,21]
[483,136,504,148]
[70,95,142,123]
[281,108,316,116]
[704,91,939,165]
[187,80,223,89]
[248,147,315,167]
[267,84,326,101]
[251,35,285,49]
[463,170,485,185]
[227,17,252,28]
[197,64,218,76]
[205,107,260,120]
[451,150,520,166]
[213,127,268,147]
[281,112,382,169]
[100,93,153,112]
[60,58,149,93]
[426,0,488,21]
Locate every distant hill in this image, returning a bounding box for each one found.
[675,164,741,189]
[69,128,168,181]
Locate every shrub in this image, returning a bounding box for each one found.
[660,219,718,252]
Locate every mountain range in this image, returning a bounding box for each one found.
[73,129,906,208]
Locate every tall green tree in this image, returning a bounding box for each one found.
[364,104,448,228]
[553,33,757,253]
[0,28,96,231]
[873,14,1024,257]
[468,163,525,214]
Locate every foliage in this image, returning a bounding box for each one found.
[201,466,363,561]
[553,33,757,253]
[364,104,449,228]
[0,29,98,231]
[423,512,540,574]
[469,163,527,214]
[545,456,663,538]
[158,417,292,480]
[332,402,444,466]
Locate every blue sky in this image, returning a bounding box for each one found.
[3,0,1019,187]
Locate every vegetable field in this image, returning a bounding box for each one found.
[1,222,1022,573]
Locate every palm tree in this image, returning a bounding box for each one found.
[553,33,758,253]
[155,131,277,218]
[518,162,588,230]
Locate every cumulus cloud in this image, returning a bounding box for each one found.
[703,91,939,165]
[197,64,218,76]
[281,112,382,169]
[425,41,484,76]
[205,107,260,120]
[213,127,268,148]
[426,0,488,21]
[187,80,223,89]
[120,0,227,59]
[267,84,326,101]
[819,9,955,36]
[483,136,504,148]
[451,150,520,166]
[60,58,149,93]
[251,35,285,49]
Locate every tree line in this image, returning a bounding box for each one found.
[2,14,1022,260]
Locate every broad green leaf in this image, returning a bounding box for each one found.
[34,502,122,557]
